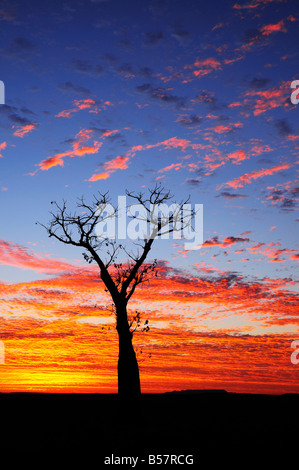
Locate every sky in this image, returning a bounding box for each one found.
[0,0,298,394]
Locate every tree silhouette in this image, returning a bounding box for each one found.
[39,184,192,399]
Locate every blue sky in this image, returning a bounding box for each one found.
[0,0,298,284]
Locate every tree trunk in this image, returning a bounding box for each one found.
[116,304,141,400]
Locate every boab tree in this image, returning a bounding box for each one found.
[39,184,192,399]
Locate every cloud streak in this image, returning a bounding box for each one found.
[219,163,292,189]
[0,239,87,275]
[37,129,102,172]
[13,122,38,137]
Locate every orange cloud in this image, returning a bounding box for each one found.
[220,163,292,189]
[237,240,299,264]
[55,98,114,119]
[72,129,102,156]
[89,156,129,181]
[101,129,119,138]
[75,144,102,156]
[257,245,298,263]
[55,99,97,118]
[88,172,111,182]
[13,123,38,137]
[38,129,101,171]
[39,155,65,171]
[0,141,7,157]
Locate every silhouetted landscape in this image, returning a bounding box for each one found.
[0,390,297,465]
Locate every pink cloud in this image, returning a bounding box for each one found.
[227,150,247,164]
[233,0,283,9]
[13,123,38,138]
[158,162,183,173]
[251,144,273,156]
[203,235,250,248]
[0,141,7,157]
[286,135,299,142]
[88,134,242,182]
[235,15,293,54]
[88,136,196,181]
[55,109,75,118]
[211,22,224,31]
[228,101,242,108]
[160,137,192,151]
[101,129,119,138]
[55,99,110,119]
[38,129,101,171]
[193,57,222,78]
[88,156,129,181]
[104,156,130,171]
[209,122,243,134]
[0,239,88,275]
[220,163,292,189]
[260,19,287,36]
[73,99,96,110]
[243,82,289,116]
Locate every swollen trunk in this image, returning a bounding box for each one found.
[116,307,141,399]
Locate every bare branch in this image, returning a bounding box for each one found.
[38,185,189,305]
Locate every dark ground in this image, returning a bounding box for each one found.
[0,390,297,466]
